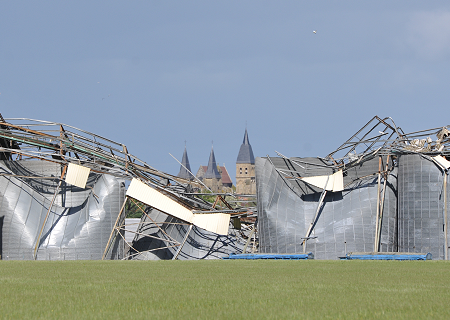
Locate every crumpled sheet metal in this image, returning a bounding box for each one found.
[255,156,398,260]
[127,207,246,260]
[0,160,125,260]
[126,178,230,235]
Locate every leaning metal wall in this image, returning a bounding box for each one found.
[256,156,397,259]
[0,160,125,260]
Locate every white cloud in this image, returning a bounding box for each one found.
[407,11,450,59]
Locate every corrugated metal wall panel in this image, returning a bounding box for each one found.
[192,213,230,236]
[398,154,445,259]
[65,163,90,189]
[0,160,125,260]
[432,155,450,170]
[128,208,244,260]
[256,156,397,259]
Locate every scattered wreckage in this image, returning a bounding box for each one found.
[256,116,450,259]
[0,116,255,260]
[2,114,448,260]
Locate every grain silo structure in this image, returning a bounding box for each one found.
[0,160,125,260]
[256,116,450,259]
[0,116,251,260]
[397,154,448,259]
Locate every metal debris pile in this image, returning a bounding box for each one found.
[0,116,254,260]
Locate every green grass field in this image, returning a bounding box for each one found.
[1,260,449,319]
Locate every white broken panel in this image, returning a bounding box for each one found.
[192,213,230,236]
[302,175,330,190]
[65,163,91,188]
[432,155,450,170]
[301,170,344,192]
[332,170,344,192]
[126,178,194,223]
[126,179,231,235]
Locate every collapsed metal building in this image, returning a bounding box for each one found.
[4,114,446,261]
[256,116,450,259]
[0,116,253,260]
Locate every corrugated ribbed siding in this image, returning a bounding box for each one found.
[65,163,91,188]
[192,213,230,235]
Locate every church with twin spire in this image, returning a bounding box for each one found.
[177,129,256,194]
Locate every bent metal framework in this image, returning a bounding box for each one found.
[0,115,254,260]
[1,114,450,260]
[256,116,450,259]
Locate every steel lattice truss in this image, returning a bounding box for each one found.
[275,115,450,176]
[0,116,255,260]
[326,115,450,167]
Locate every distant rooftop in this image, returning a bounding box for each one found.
[200,165,232,185]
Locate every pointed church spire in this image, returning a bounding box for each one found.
[205,146,221,179]
[243,128,250,144]
[237,128,255,164]
[177,146,194,180]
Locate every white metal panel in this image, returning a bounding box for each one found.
[192,213,230,235]
[126,178,194,223]
[301,175,330,190]
[432,155,450,170]
[302,175,335,191]
[301,170,343,192]
[332,170,344,192]
[65,163,90,188]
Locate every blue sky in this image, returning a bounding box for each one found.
[2,1,450,182]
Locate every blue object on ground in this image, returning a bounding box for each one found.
[339,252,432,260]
[223,253,314,260]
